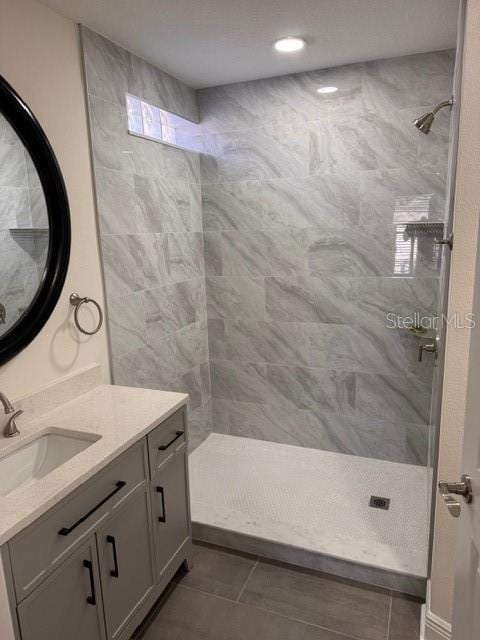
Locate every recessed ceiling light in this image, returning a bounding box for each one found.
[274,37,306,53]
[317,86,338,94]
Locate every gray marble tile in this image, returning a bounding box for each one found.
[29,187,48,228]
[219,228,307,278]
[357,277,439,325]
[127,51,198,123]
[170,364,206,411]
[175,321,208,373]
[134,175,199,232]
[308,322,435,382]
[82,27,129,106]
[112,339,177,390]
[265,275,357,324]
[211,398,230,434]
[188,400,213,451]
[309,112,416,175]
[240,560,391,640]
[207,318,227,359]
[363,50,454,113]
[405,424,429,466]
[359,167,446,239]
[95,168,139,235]
[203,232,223,275]
[415,106,451,178]
[206,276,265,320]
[89,97,133,173]
[259,175,360,230]
[0,187,30,228]
[141,233,171,289]
[101,234,145,297]
[196,62,364,135]
[267,364,355,413]
[161,143,201,184]
[107,291,147,357]
[0,142,27,188]
[306,411,408,463]
[356,372,431,424]
[228,401,322,448]
[211,359,268,404]
[165,232,204,282]
[198,124,309,183]
[307,228,393,277]
[224,319,310,366]
[202,180,263,231]
[129,133,165,178]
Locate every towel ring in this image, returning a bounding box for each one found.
[70,293,103,335]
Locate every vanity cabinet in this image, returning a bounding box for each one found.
[97,484,155,640]
[151,448,190,580]
[17,537,106,640]
[4,406,192,640]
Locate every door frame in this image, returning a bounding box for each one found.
[427,0,467,573]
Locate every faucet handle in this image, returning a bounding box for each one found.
[4,409,22,438]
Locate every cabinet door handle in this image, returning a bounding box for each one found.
[106,535,120,578]
[156,486,167,523]
[58,481,126,536]
[158,430,184,451]
[83,560,96,605]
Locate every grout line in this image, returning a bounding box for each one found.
[386,594,393,640]
[236,559,258,602]
[175,583,375,640]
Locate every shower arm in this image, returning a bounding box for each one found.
[432,97,454,115]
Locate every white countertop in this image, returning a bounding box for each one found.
[0,384,188,545]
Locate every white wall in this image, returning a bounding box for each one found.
[0,0,110,397]
[429,0,480,625]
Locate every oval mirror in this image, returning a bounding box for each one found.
[0,75,70,364]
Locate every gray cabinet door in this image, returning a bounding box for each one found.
[97,484,155,640]
[151,451,190,579]
[17,537,105,640]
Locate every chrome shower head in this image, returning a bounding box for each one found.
[413,111,435,134]
[413,97,454,135]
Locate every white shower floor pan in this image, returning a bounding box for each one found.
[189,434,429,583]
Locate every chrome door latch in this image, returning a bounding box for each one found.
[438,474,473,517]
[418,342,438,362]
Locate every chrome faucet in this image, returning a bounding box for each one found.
[0,392,22,437]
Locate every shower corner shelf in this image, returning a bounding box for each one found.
[8,227,49,237]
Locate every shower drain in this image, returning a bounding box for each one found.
[369,496,390,510]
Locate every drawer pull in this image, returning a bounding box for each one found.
[83,560,96,605]
[156,486,166,523]
[158,430,184,451]
[58,481,126,536]
[106,535,120,578]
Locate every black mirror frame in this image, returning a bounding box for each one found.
[0,75,71,365]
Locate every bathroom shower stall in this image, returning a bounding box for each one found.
[82,26,458,597]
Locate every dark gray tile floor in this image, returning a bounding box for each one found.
[134,542,423,640]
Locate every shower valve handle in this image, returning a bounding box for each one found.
[418,342,437,362]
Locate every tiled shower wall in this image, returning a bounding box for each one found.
[81,28,211,449]
[194,50,454,465]
[0,114,48,333]
[83,27,453,465]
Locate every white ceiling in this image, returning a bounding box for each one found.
[40,0,459,88]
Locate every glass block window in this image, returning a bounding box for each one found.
[126,94,193,148]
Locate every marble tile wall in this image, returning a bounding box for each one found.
[82,28,211,450]
[0,114,48,334]
[196,50,455,465]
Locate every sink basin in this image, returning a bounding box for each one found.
[0,430,101,497]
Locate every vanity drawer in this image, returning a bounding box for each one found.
[9,439,148,602]
[147,408,187,477]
